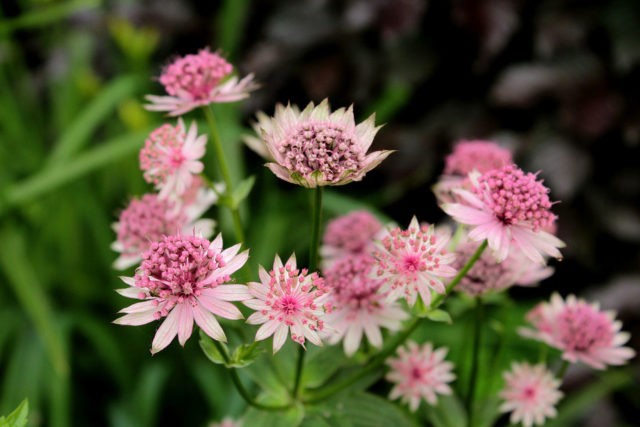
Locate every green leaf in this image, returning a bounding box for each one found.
[230,175,256,209]
[423,393,467,427]
[0,399,28,427]
[199,333,227,366]
[425,309,453,324]
[230,342,263,368]
[327,392,417,427]
[0,0,100,35]
[243,403,304,427]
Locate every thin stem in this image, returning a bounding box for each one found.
[556,360,570,379]
[202,105,245,244]
[302,239,489,404]
[292,346,306,399]
[466,297,483,427]
[212,340,290,411]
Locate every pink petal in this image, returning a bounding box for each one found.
[198,295,243,320]
[273,324,289,352]
[175,303,194,346]
[193,306,227,342]
[151,307,180,354]
[255,319,280,341]
[205,285,251,301]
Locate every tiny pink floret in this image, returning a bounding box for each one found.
[321,210,383,269]
[444,140,513,176]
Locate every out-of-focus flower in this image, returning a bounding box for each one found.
[322,253,407,356]
[499,362,563,427]
[208,417,241,427]
[442,164,565,264]
[320,210,383,269]
[140,119,206,199]
[372,216,456,306]
[386,341,455,411]
[244,254,329,353]
[145,48,258,116]
[520,293,635,369]
[248,100,393,188]
[111,187,217,270]
[114,234,250,354]
[434,140,513,204]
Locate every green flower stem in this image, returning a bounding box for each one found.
[556,360,570,379]
[466,297,484,427]
[304,240,489,404]
[293,186,324,399]
[212,340,290,411]
[203,105,245,244]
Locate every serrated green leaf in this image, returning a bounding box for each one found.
[0,399,28,427]
[230,342,263,368]
[230,175,255,209]
[199,332,227,366]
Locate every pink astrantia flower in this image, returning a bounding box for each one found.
[244,254,329,353]
[320,210,383,269]
[372,217,457,306]
[208,417,241,427]
[520,293,635,369]
[434,140,513,204]
[499,362,563,427]
[386,341,455,411]
[145,48,258,116]
[114,234,250,354]
[111,188,217,270]
[322,253,408,356]
[140,119,206,199]
[250,100,393,188]
[442,164,565,264]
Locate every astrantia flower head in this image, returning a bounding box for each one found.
[373,217,457,306]
[321,210,383,269]
[499,362,563,427]
[442,164,565,264]
[244,254,329,353]
[520,293,635,369]
[251,100,393,188]
[145,48,258,116]
[114,234,250,354]
[386,341,455,411]
[323,253,408,356]
[111,189,217,270]
[140,119,206,199]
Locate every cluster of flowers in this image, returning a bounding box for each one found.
[112,48,634,427]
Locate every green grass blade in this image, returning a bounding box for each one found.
[0,0,101,35]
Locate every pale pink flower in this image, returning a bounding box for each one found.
[386,341,455,411]
[250,100,393,188]
[114,234,250,354]
[244,254,329,353]
[442,164,565,264]
[111,189,217,270]
[372,217,457,306]
[208,417,241,427]
[520,293,635,369]
[434,140,513,204]
[145,48,258,116]
[322,253,408,356]
[320,210,383,269]
[140,119,206,199]
[499,362,563,427]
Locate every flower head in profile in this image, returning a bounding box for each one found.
[386,341,455,411]
[111,188,217,270]
[145,48,258,116]
[322,253,408,356]
[320,210,383,269]
[442,164,565,264]
[520,293,635,369]
[140,119,206,199]
[499,362,563,427]
[114,234,250,354]
[244,254,329,353]
[249,100,393,188]
[434,140,513,204]
[372,217,457,306]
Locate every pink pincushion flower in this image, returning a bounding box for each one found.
[114,234,250,354]
[434,140,513,204]
[386,341,455,411]
[442,164,565,264]
[145,48,258,116]
[520,293,635,369]
[140,119,206,199]
[499,362,563,427]
[249,100,393,188]
[372,217,457,306]
[111,190,217,270]
[244,255,329,353]
[322,253,408,356]
[320,210,383,269]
